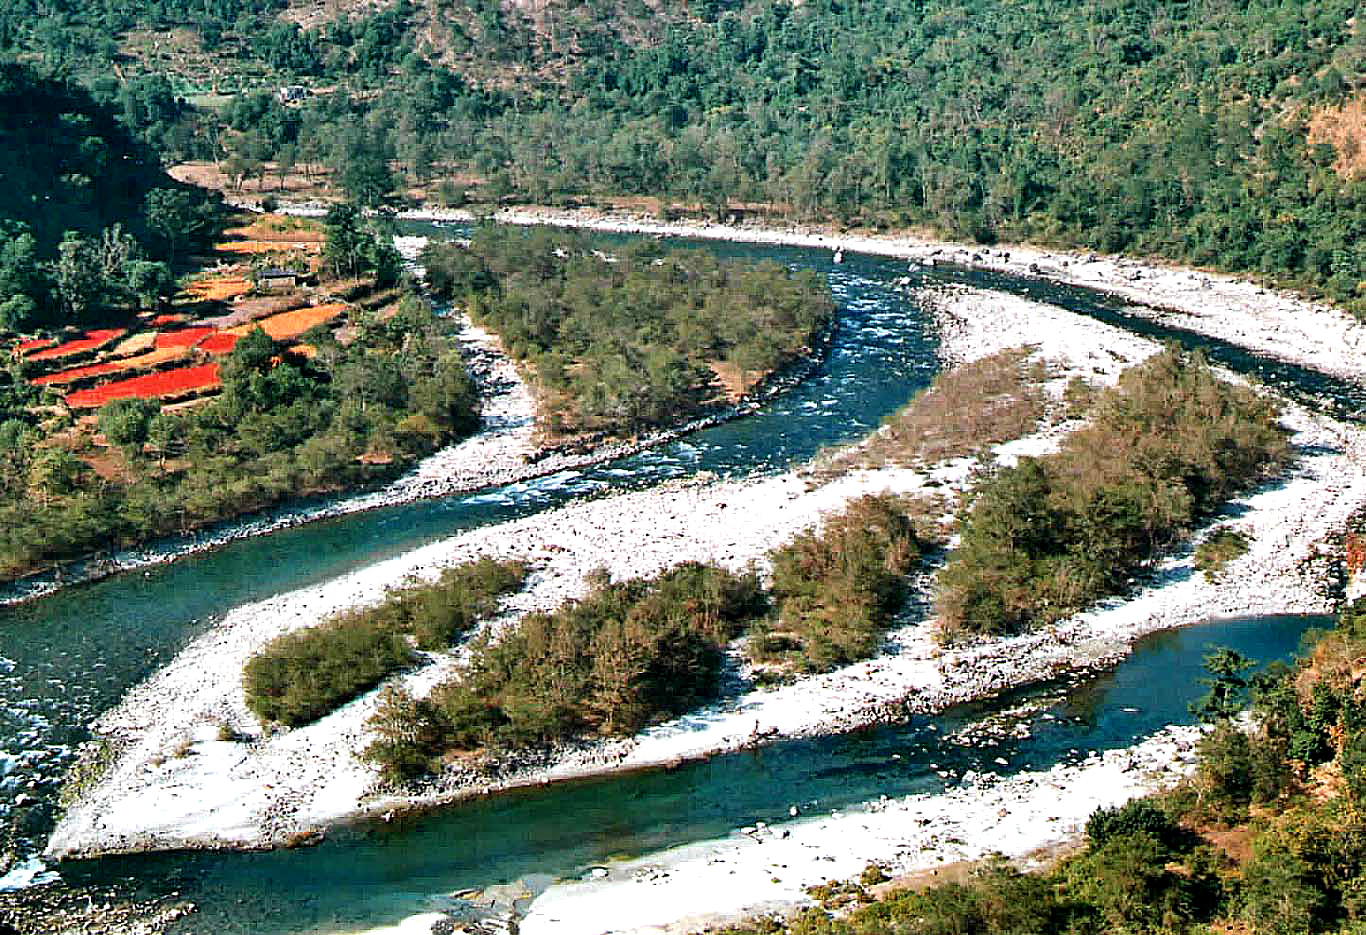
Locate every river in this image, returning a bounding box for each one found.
[0,225,1357,930]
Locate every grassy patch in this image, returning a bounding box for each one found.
[244,558,527,727]
[814,348,1048,480]
[57,737,122,810]
[1194,527,1251,580]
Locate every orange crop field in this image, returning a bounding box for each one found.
[26,329,127,362]
[216,240,322,256]
[66,363,221,408]
[183,275,252,302]
[198,333,240,355]
[227,303,345,341]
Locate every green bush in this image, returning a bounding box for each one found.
[1240,851,1325,935]
[753,494,923,672]
[384,558,528,652]
[1063,832,1203,933]
[1085,800,1182,850]
[937,349,1289,638]
[243,617,413,727]
[244,558,526,727]
[1194,527,1252,580]
[363,686,451,786]
[418,562,767,752]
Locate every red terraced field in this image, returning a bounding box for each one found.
[66,363,221,408]
[33,347,190,386]
[198,333,240,355]
[32,361,124,386]
[26,329,127,362]
[154,327,216,349]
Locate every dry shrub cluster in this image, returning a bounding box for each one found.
[816,347,1048,479]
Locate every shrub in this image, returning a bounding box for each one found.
[243,617,413,727]
[426,562,767,750]
[937,348,1288,638]
[1064,831,1201,933]
[1085,800,1183,850]
[818,347,1048,476]
[363,686,451,786]
[1240,851,1325,935]
[754,494,923,672]
[244,558,527,726]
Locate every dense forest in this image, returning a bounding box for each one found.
[424,226,833,437]
[1,1,1361,310]
[0,62,218,331]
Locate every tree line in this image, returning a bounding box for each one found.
[5,2,1364,311]
[424,226,833,438]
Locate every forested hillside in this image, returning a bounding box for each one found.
[2,1,1360,311]
[0,61,217,331]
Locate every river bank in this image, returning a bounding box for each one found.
[0,242,832,609]
[46,282,1363,867]
[376,202,1366,387]
[516,724,1205,935]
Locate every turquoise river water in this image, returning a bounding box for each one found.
[0,225,1359,931]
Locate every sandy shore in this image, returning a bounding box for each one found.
[517,725,1204,935]
[46,281,1364,864]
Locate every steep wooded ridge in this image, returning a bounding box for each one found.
[0,63,166,250]
[2,1,1363,312]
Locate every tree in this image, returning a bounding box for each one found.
[98,397,159,460]
[54,231,103,324]
[322,202,367,279]
[322,202,401,285]
[125,260,176,310]
[0,223,49,329]
[143,188,207,264]
[338,140,396,208]
[1191,647,1255,723]
[27,447,84,505]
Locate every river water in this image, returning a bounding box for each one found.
[0,226,1357,930]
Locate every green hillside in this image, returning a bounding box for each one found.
[1,1,1364,309]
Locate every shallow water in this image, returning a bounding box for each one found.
[0,226,1359,926]
[52,613,1325,935]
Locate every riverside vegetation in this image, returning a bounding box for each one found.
[341,492,930,784]
[937,348,1290,638]
[422,226,834,439]
[342,350,1283,784]
[715,599,1366,935]
[243,558,527,727]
